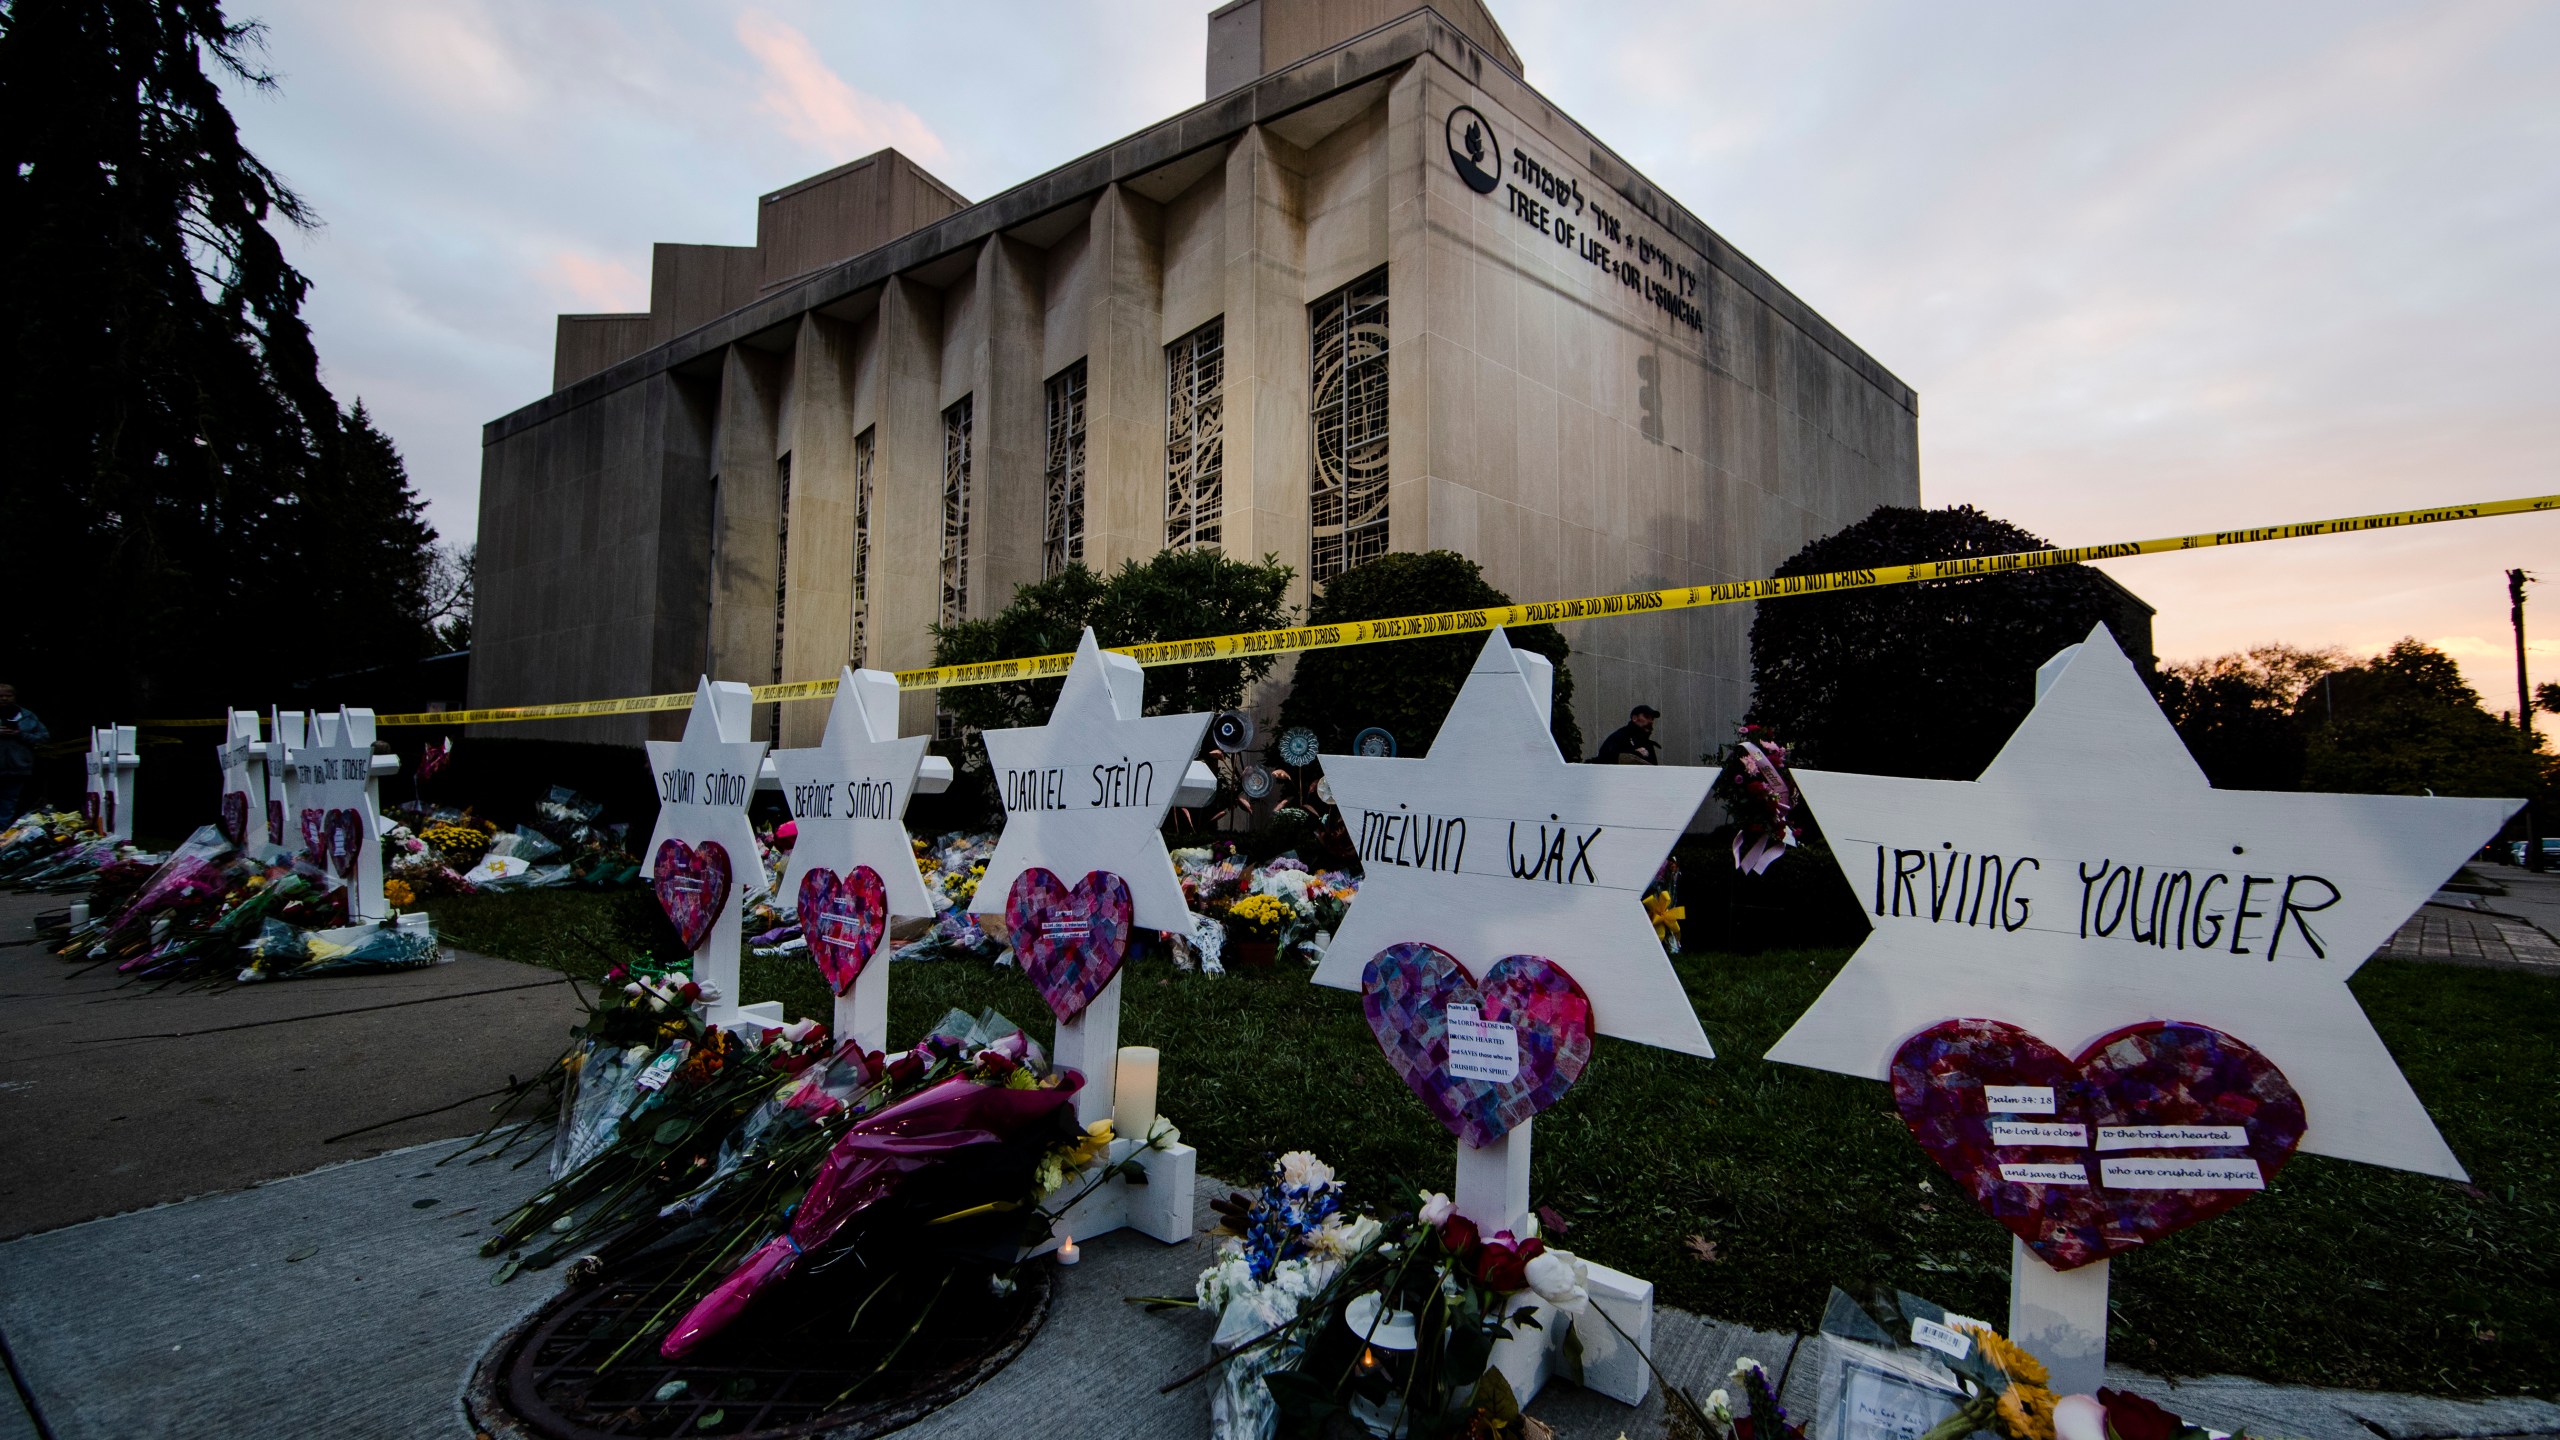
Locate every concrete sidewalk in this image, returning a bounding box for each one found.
[2375,901,2560,971]
[3,886,2553,1439]
[0,889,585,1240]
[0,1137,2551,1440]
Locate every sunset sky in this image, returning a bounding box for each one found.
[223,1,2560,710]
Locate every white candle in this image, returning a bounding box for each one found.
[1111,1045,1160,1140]
[1056,1234,1080,1266]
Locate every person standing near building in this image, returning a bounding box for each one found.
[1594,704,1661,765]
[0,684,49,820]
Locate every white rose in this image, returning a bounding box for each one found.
[1417,1192,1455,1227]
[1277,1150,1333,1190]
[1317,1212,1383,1258]
[1523,1248,1589,1315]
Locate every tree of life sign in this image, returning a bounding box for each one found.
[1309,628,1716,1406]
[770,667,948,1053]
[643,680,770,1030]
[1767,625,2518,1395]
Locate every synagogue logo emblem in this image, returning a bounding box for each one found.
[1445,105,1501,195]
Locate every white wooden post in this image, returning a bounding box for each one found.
[769,666,950,1054]
[969,631,1208,1249]
[1306,634,1713,1410]
[265,708,303,853]
[643,679,773,1030]
[285,708,391,920]
[218,710,270,850]
[2010,1238,2108,1397]
[1763,626,2518,1394]
[86,725,139,841]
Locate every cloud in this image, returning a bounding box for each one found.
[734,10,948,167]
[535,249,647,314]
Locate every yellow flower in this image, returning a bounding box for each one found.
[383,878,415,908]
[1229,893,1291,928]
[1964,1325,2050,1389]
[1995,1383,2056,1440]
[1060,1119,1113,1170]
[1643,889,1685,945]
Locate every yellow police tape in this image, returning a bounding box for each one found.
[138,491,2560,729]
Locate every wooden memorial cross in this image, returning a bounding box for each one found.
[642,679,776,1030]
[1769,626,2517,1395]
[283,707,398,921]
[970,629,1212,1248]
[768,666,952,1052]
[84,724,139,841]
[216,709,270,850]
[1310,630,1717,1407]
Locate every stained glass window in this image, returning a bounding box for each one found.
[1310,269,1390,584]
[941,396,973,627]
[770,451,791,738]
[1165,319,1225,551]
[1044,362,1087,577]
[850,427,874,665]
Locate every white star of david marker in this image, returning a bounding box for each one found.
[1766,624,2519,1180]
[773,667,936,922]
[971,629,1212,934]
[643,679,771,1017]
[1310,630,1719,1056]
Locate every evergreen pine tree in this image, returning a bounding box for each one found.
[0,0,439,720]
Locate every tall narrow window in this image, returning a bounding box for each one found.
[1310,269,1390,584]
[1165,318,1225,551]
[850,427,875,666]
[703,472,722,672]
[941,396,973,628]
[1043,361,1088,577]
[770,451,792,738]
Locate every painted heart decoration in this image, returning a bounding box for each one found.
[799,865,888,994]
[298,808,329,867]
[267,800,284,849]
[1892,1018,2308,1271]
[653,838,733,952]
[325,808,363,880]
[1007,868,1134,1023]
[219,791,250,846]
[1361,942,1596,1150]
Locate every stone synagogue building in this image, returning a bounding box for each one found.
[470,0,1921,757]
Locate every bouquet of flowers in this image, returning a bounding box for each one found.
[473,990,1172,1369]
[1164,1172,1601,1440]
[1175,847,1359,962]
[1694,1356,1805,1440]
[236,915,445,982]
[5,830,132,892]
[1226,893,1292,943]
[1188,1153,1378,1438]
[1711,724,1800,876]
[1175,843,1253,916]
[915,831,998,912]
[418,818,496,870]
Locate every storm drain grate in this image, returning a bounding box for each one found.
[469,1252,1052,1440]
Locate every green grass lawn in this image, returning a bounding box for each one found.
[425,889,2560,1397]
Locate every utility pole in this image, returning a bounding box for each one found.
[2511,568,2540,870]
